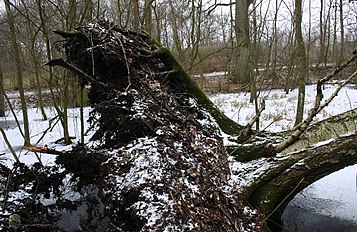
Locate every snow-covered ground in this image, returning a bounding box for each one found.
[209,83,357,228]
[1,82,357,227]
[209,83,357,132]
[0,107,92,167]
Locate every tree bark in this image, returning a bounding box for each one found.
[0,57,4,117]
[233,0,251,85]
[246,133,357,229]
[293,0,307,126]
[144,0,153,34]
[132,0,140,30]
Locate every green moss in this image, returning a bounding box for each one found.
[228,144,275,162]
[153,45,244,135]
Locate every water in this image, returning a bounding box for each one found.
[282,164,357,231]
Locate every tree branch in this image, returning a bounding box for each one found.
[237,98,265,141]
[0,128,19,163]
[45,58,109,89]
[274,54,357,153]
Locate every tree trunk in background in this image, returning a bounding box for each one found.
[319,0,324,66]
[132,0,140,30]
[233,0,252,84]
[0,58,4,117]
[31,46,48,120]
[144,0,152,34]
[38,0,72,144]
[4,0,31,145]
[67,0,78,31]
[22,3,48,121]
[187,0,203,73]
[271,0,280,79]
[333,0,338,66]
[251,0,259,129]
[152,1,162,42]
[80,0,94,23]
[294,0,307,126]
[168,0,184,62]
[284,30,295,94]
[339,0,344,63]
[306,0,312,78]
[325,1,333,66]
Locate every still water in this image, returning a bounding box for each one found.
[282,164,357,232]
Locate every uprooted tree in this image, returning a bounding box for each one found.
[1,21,357,231]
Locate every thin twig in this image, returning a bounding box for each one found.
[274,54,357,153]
[33,116,60,145]
[2,89,25,139]
[0,128,20,163]
[116,34,131,91]
[263,177,305,222]
[2,169,13,212]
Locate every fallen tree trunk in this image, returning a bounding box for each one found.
[1,21,357,232]
[246,133,357,228]
[228,103,357,229]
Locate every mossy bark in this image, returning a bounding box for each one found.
[245,133,357,229]
[282,108,357,154]
[153,46,244,135]
[155,44,357,230]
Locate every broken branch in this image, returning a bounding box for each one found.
[0,128,20,163]
[23,144,62,155]
[274,54,357,153]
[237,98,265,141]
[45,58,109,89]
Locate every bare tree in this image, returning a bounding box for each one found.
[144,0,153,34]
[294,0,308,126]
[168,0,184,61]
[132,0,140,30]
[4,0,31,145]
[0,55,4,117]
[339,0,345,63]
[232,0,253,85]
[333,0,339,65]
[271,0,281,80]
[19,0,48,120]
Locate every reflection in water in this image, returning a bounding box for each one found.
[283,164,357,231]
[282,194,357,231]
[0,119,22,129]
